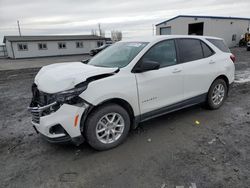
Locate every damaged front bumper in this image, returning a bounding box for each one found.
[28,102,87,146]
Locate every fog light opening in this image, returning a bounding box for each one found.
[49,124,67,135]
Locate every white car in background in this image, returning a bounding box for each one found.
[29,35,235,150]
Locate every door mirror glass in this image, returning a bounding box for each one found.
[134,59,160,73]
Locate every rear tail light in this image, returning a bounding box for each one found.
[230,54,236,63]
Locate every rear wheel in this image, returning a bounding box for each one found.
[207,79,228,110]
[84,104,130,150]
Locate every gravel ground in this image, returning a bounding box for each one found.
[0,47,249,188]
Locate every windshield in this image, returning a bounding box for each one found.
[88,42,148,68]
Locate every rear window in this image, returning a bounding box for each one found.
[177,39,203,63]
[206,39,230,53]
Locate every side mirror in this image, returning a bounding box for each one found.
[81,58,90,64]
[133,59,160,73]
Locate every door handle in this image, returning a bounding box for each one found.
[172,68,182,73]
[209,60,216,64]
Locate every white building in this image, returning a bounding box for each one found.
[156,15,250,47]
[3,35,109,59]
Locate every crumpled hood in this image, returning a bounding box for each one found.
[35,62,118,93]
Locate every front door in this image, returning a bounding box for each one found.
[135,39,184,115]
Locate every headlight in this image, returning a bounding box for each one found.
[56,83,87,104]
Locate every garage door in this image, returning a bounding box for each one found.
[160,27,171,35]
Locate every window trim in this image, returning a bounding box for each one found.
[38,43,47,50]
[58,42,67,49]
[132,39,179,73]
[17,43,28,51]
[175,38,214,64]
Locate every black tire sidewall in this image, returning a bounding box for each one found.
[85,104,131,151]
[207,79,228,110]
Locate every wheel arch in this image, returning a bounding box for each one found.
[80,98,137,133]
[210,75,229,92]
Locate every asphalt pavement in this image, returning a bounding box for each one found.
[0,47,249,188]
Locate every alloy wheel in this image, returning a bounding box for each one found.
[212,83,225,106]
[96,112,125,144]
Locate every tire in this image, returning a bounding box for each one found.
[84,103,131,150]
[247,47,250,51]
[207,79,228,110]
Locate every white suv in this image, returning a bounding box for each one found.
[29,35,235,150]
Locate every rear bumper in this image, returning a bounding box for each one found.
[30,103,87,145]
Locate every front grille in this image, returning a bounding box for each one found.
[31,110,41,124]
[29,101,58,124]
[31,83,56,106]
[29,84,59,123]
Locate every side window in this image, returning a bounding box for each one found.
[177,39,203,63]
[18,43,28,51]
[38,43,47,50]
[76,41,84,48]
[142,40,177,68]
[201,41,214,57]
[97,41,104,47]
[58,42,66,49]
[232,34,236,41]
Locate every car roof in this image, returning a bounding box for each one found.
[122,35,222,43]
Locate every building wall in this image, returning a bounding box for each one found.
[156,17,250,47]
[5,41,14,58]
[6,40,105,59]
[0,45,7,57]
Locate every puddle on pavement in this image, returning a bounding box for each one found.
[235,69,250,83]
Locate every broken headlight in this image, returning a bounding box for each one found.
[55,83,87,105]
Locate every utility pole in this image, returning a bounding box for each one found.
[152,24,155,36]
[17,20,21,36]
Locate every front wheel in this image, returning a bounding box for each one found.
[84,104,130,150]
[207,79,228,110]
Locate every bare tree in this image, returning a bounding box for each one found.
[98,23,106,37]
[111,30,122,42]
[91,29,97,36]
[100,30,105,37]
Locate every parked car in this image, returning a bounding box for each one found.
[28,35,235,150]
[89,44,111,56]
[247,41,250,51]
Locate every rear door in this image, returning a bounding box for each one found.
[176,38,217,100]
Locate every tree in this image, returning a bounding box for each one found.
[111,30,122,42]
[91,24,105,37]
[91,29,97,36]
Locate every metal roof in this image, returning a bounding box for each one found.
[3,35,107,43]
[156,15,250,26]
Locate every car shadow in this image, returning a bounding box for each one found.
[42,104,205,154]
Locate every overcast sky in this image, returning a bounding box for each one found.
[0,0,250,43]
